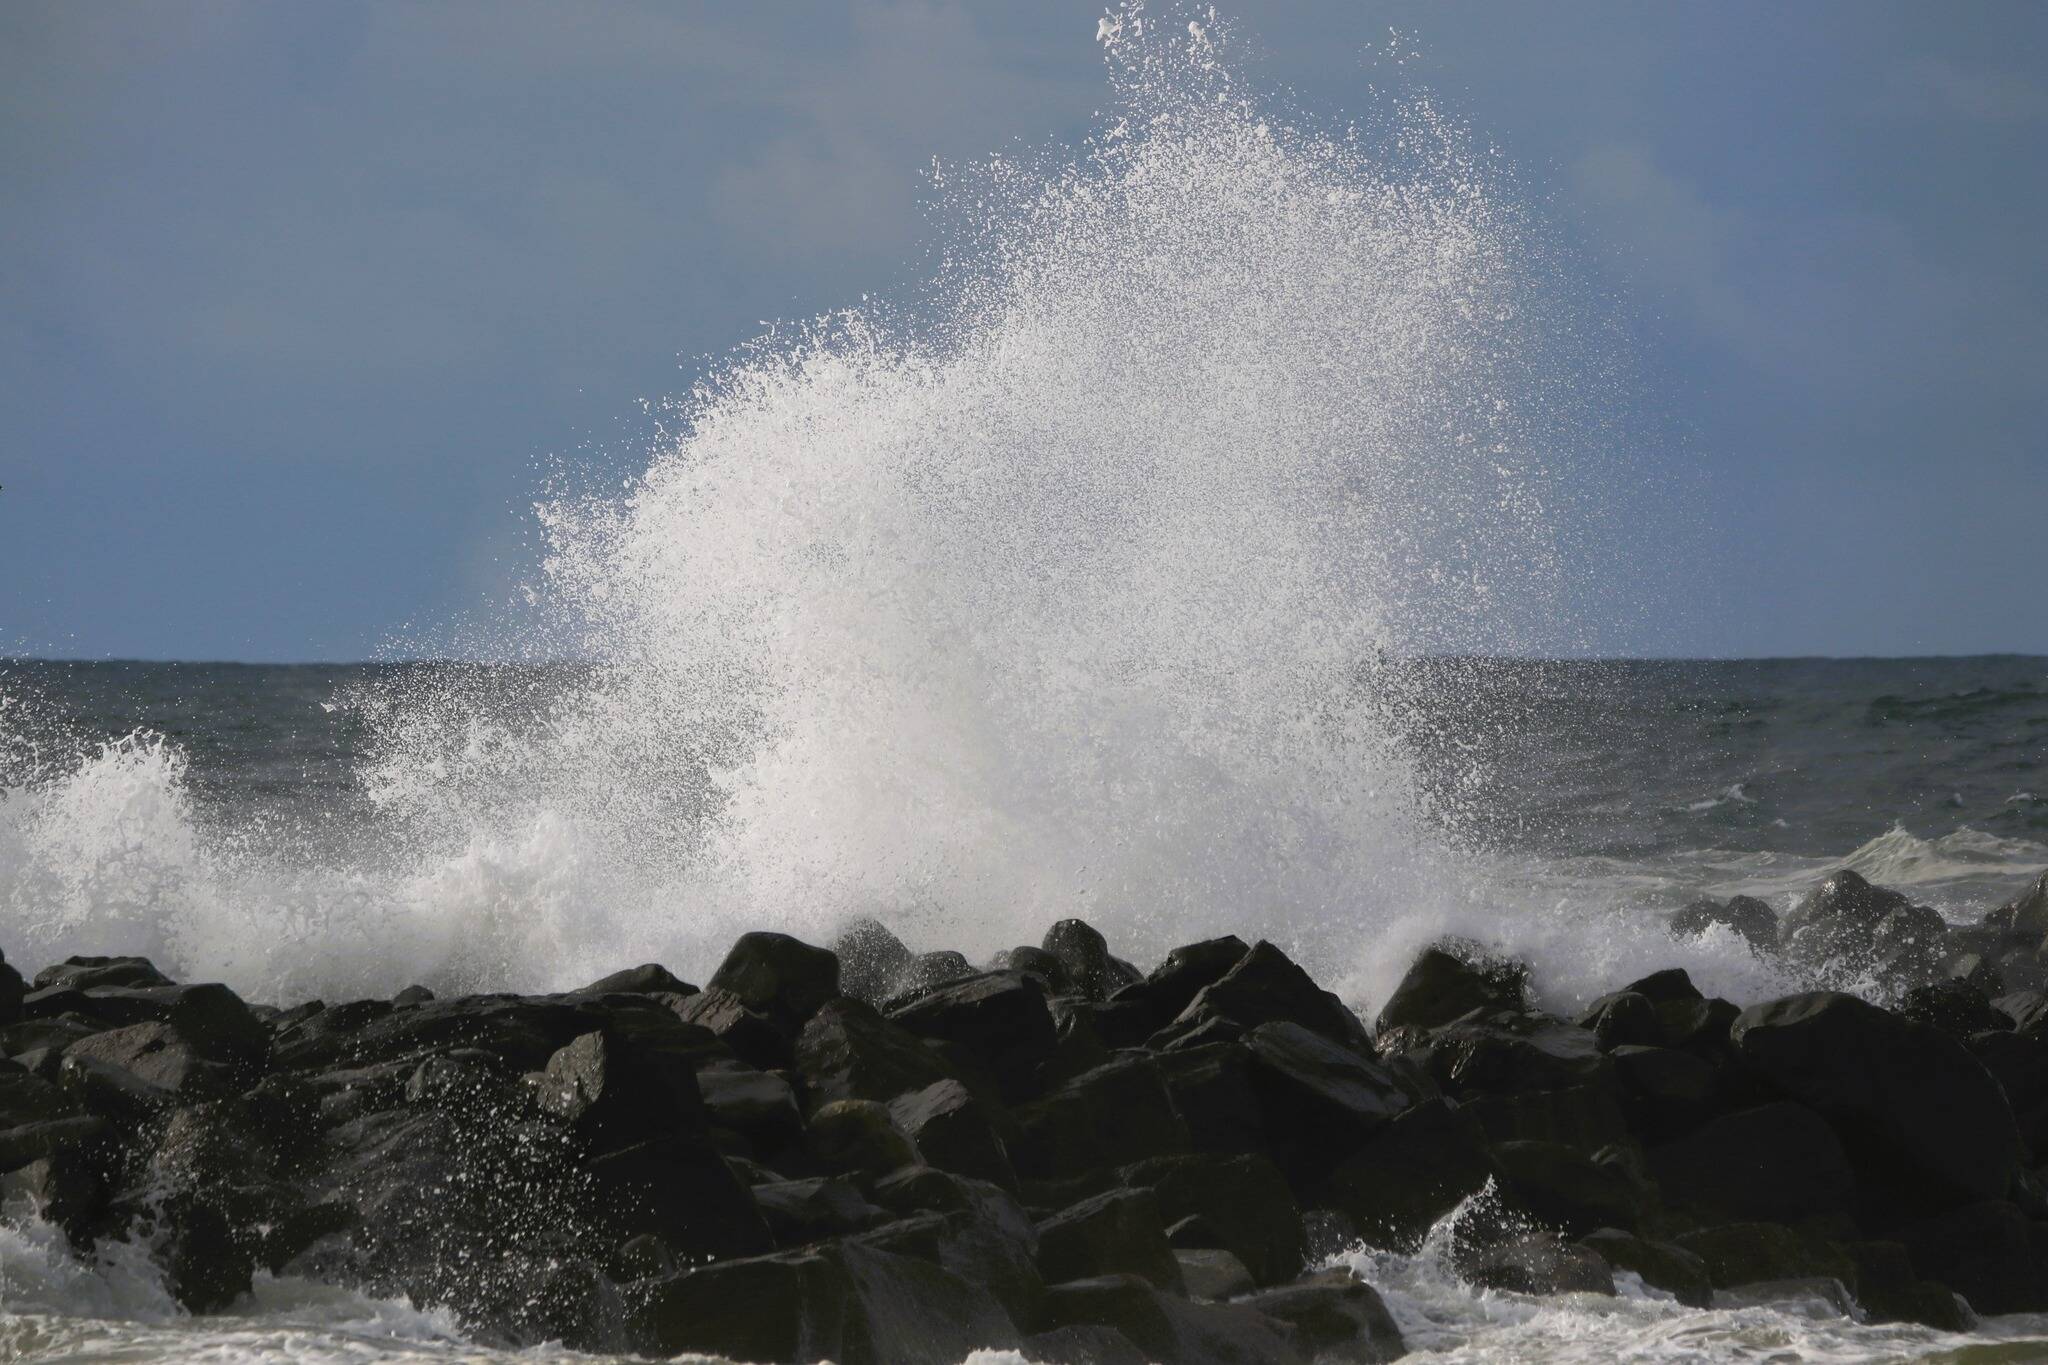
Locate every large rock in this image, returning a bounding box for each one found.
[1492,1140,1645,1235]
[31,955,174,992]
[1036,1274,1304,1365]
[1669,897,1778,955]
[832,918,916,1007]
[24,983,266,1073]
[1243,1021,1410,1178]
[1161,942,1369,1050]
[1104,937,1250,1042]
[1014,1054,1190,1180]
[709,932,841,1027]
[1317,1098,1500,1248]
[1673,1222,1858,1291]
[63,1021,239,1099]
[1153,1041,1267,1157]
[796,997,958,1107]
[1647,1101,1855,1223]
[572,963,696,997]
[1985,869,2048,939]
[1042,920,1141,1002]
[674,987,795,1070]
[1240,1269,1404,1363]
[1731,991,2022,1203]
[1576,1228,1710,1307]
[627,1240,1020,1364]
[1779,870,1914,966]
[1036,1188,1185,1293]
[889,972,1058,1100]
[1374,945,1527,1034]
[533,1030,702,1146]
[865,1167,1044,1324]
[0,950,26,1025]
[888,1080,1018,1190]
[1904,1199,2048,1314]
[808,1099,921,1178]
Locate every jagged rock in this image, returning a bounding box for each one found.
[1986,869,2048,938]
[0,949,25,1025]
[1152,1041,1266,1156]
[1043,920,1141,1002]
[534,1030,701,1145]
[1493,1140,1645,1235]
[3,1149,108,1246]
[63,1021,238,1098]
[809,1098,920,1177]
[1102,937,1249,1044]
[1120,1152,1304,1286]
[627,1240,1020,1364]
[754,1176,888,1246]
[709,932,841,1028]
[1901,978,2011,1036]
[1904,1199,2048,1313]
[1037,1274,1303,1365]
[32,955,174,992]
[1673,1221,1857,1290]
[1647,1101,1854,1223]
[1845,1238,1980,1330]
[796,997,957,1107]
[832,918,915,1006]
[391,985,435,1007]
[1375,944,1527,1034]
[864,1167,1044,1324]
[1669,896,1778,955]
[1399,1013,1609,1102]
[1780,870,1915,966]
[1160,942,1368,1050]
[1037,1188,1185,1293]
[583,1134,772,1259]
[24,983,266,1072]
[155,1191,254,1311]
[1241,1268,1405,1363]
[1576,1228,1710,1306]
[58,1051,177,1124]
[1609,1044,1717,1137]
[1731,991,2021,1203]
[1996,989,2048,1038]
[269,993,592,1073]
[1317,1098,1499,1248]
[0,1115,108,1173]
[889,972,1057,1094]
[1465,1236,1616,1296]
[574,964,696,997]
[888,1079,1018,1190]
[1022,1324,1150,1365]
[1015,1054,1190,1180]
[1578,969,1721,1054]
[699,1063,804,1153]
[1243,1021,1409,1176]
[1175,1248,1254,1300]
[673,987,791,1070]
[889,951,979,1002]
[1002,947,1076,995]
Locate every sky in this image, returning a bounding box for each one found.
[3,1,2044,661]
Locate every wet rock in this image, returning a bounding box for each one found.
[1844,1238,1979,1330]
[832,917,916,1007]
[1673,1221,1857,1290]
[1780,870,1916,966]
[1731,991,2021,1203]
[0,1114,108,1173]
[1985,869,2048,938]
[1021,1324,1150,1365]
[1161,942,1369,1050]
[3,1149,109,1246]
[627,1240,1020,1364]
[573,963,696,997]
[796,997,958,1107]
[1576,1228,1710,1307]
[1104,937,1249,1043]
[754,1176,888,1246]
[892,950,979,1000]
[1401,1014,1609,1102]
[1317,1098,1500,1248]
[63,1021,239,1099]
[888,1079,1018,1190]
[862,1168,1044,1324]
[584,1134,773,1260]
[1241,1268,1405,1363]
[698,1063,804,1154]
[1493,1140,1645,1235]
[1001,947,1076,996]
[809,1098,920,1178]
[58,1051,177,1124]
[1152,1041,1266,1157]
[1043,920,1141,1002]
[1119,1152,1304,1286]
[1242,1021,1410,1179]
[890,972,1059,1101]
[1015,1054,1189,1180]
[1901,978,2011,1037]
[1037,1188,1185,1293]
[673,987,791,1070]
[1036,1274,1303,1365]
[0,950,24,1025]
[1609,1044,1717,1137]
[1578,969,1720,1053]
[1904,1199,2048,1314]
[1647,1101,1855,1223]
[32,955,174,992]
[1996,989,2048,1038]
[25,983,267,1073]
[270,993,591,1073]
[1465,1236,1616,1296]
[1712,1276,1858,1316]
[155,1191,254,1311]
[1669,896,1778,955]
[1375,944,1528,1034]
[709,932,841,1028]
[1175,1248,1254,1300]
[391,985,435,1007]
[533,1030,702,1146]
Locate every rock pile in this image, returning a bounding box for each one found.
[4,872,2048,1361]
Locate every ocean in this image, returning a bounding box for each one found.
[6,9,2047,1360]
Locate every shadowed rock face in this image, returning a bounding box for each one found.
[7,865,2048,1359]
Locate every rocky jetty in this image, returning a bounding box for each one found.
[6,869,2048,1362]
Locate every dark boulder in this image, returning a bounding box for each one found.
[1021,1324,1149,1365]
[1985,869,2048,938]
[1779,870,1914,966]
[889,951,978,1002]
[1465,1236,1616,1296]
[865,1167,1044,1324]
[1175,1248,1255,1301]
[754,1176,889,1246]
[1036,1188,1185,1292]
[1647,1101,1855,1223]
[1240,1268,1405,1363]
[1731,991,2022,1203]
[698,1063,804,1154]
[1036,1274,1303,1365]
[1493,1140,1645,1236]
[796,997,957,1107]
[1669,896,1778,955]
[888,1079,1018,1190]
[1576,1228,1710,1307]
[1119,1152,1304,1286]
[573,964,696,997]
[808,1099,921,1178]
[1042,920,1141,1002]
[709,932,841,1027]
[627,1240,1020,1364]
[1002,947,1075,996]
[63,1022,239,1099]
[1845,1238,1979,1330]
[832,917,916,1007]
[1904,1199,2048,1314]
[673,987,791,1070]
[1107,937,1250,1040]
[25,983,266,1073]
[533,1030,702,1146]
[1243,1021,1410,1177]
[1317,1097,1500,1249]
[1152,1041,1267,1157]
[583,1134,773,1260]
[1374,944,1527,1034]
[1673,1221,1858,1290]
[1160,942,1368,1050]
[32,955,174,992]
[1901,978,2011,1037]
[1609,1044,1718,1137]
[0,949,25,1025]
[890,972,1058,1101]
[1014,1054,1189,1180]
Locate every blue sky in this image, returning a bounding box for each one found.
[4,2,2044,660]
